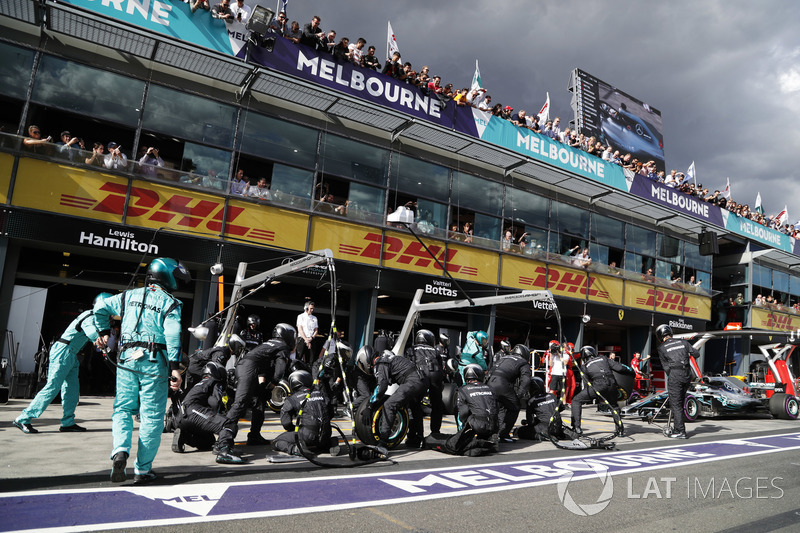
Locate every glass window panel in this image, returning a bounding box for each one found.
[389,154,449,202]
[506,188,548,228]
[416,199,448,238]
[452,171,502,216]
[790,276,800,297]
[319,133,388,185]
[591,213,624,248]
[0,42,35,100]
[238,111,317,168]
[774,270,790,293]
[684,242,711,271]
[753,264,772,288]
[271,164,313,209]
[142,84,235,147]
[519,226,547,257]
[348,182,384,216]
[590,243,609,266]
[657,260,680,281]
[32,55,144,126]
[551,201,590,237]
[695,271,711,291]
[627,224,657,256]
[473,213,502,241]
[179,142,231,191]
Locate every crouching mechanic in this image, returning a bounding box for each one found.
[570,346,631,436]
[656,324,697,439]
[14,293,108,434]
[94,257,189,484]
[487,343,532,443]
[352,346,377,411]
[370,349,427,448]
[272,370,338,456]
[516,377,566,440]
[174,361,243,464]
[427,364,499,456]
[216,323,294,456]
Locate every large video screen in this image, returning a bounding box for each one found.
[570,68,665,172]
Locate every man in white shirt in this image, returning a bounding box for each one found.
[232,0,251,24]
[295,301,318,364]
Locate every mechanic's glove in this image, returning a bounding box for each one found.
[369,387,380,404]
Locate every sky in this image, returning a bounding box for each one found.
[275,0,800,222]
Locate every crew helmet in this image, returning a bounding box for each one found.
[549,340,560,352]
[580,345,599,360]
[147,257,190,291]
[288,369,312,392]
[500,339,511,353]
[335,340,353,360]
[655,324,673,343]
[247,314,261,328]
[203,361,226,382]
[228,334,246,355]
[415,329,436,347]
[464,364,485,382]
[439,333,450,348]
[530,376,545,397]
[512,344,530,359]
[272,323,297,350]
[475,331,488,348]
[355,345,376,374]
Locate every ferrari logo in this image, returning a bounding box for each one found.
[618,309,624,321]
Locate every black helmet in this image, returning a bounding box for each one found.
[272,323,297,350]
[530,376,545,397]
[580,346,598,360]
[228,334,245,355]
[415,329,436,347]
[512,344,530,359]
[288,369,312,392]
[500,339,511,353]
[147,258,190,291]
[335,340,353,360]
[355,345,375,374]
[203,361,226,382]
[445,358,459,374]
[655,324,673,343]
[464,364,485,382]
[247,314,260,328]
[439,333,450,348]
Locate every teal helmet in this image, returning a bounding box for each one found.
[148,258,190,291]
[475,330,488,348]
[93,292,114,306]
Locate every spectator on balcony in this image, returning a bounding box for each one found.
[348,38,366,65]
[301,16,325,50]
[688,275,702,288]
[525,113,540,132]
[23,125,52,153]
[601,145,613,162]
[332,37,351,62]
[572,248,592,268]
[321,30,337,54]
[610,150,622,165]
[511,109,527,127]
[56,131,81,162]
[361,46,380,70]
[383,52,403,78]
[642,267,655,282]
[85,142,105,167]
[454,88,469,105]
[230,169,248,195]
[551,117,562,138]
[559,127,571,144]
[542,120,557,139]
[268,10,286,34]
[285,20,302,43]
[467,87,487,108]
[212,1,235,23]
[501,106,513,121]
[567,130,580,148]
[138,147,164,178]
[190,0,210,13]
[232,0,251,24]
[463,222,473,244]
[403,63,418,86]
[478,94,492,111]
[427,75,444,95]
[246,177,271,200]
[490,103,503,117]
[442,83,455,99]
[416,65,430,87]
[664,169,678,187]
[501,229,514,252]
[104,142,128,171]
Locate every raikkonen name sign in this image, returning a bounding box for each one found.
[11,159,308,249]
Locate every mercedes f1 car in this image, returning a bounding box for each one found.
[622,329,799,422]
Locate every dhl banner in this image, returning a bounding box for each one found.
[381,230,455,277]
[225,199,308,250]
[12,159,127,223]
[751,307,800,332]
[310,218,381,267]
[626,281,655,312]
[0,153,13,204]
[502,256,622,305]
[445,243,497,285]
[589,272,623,307]
[683,291,711,321]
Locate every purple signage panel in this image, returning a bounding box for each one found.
[629,175,725,227]
[244,37,479,137]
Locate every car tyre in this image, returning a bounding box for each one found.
[267,380,291,413]
[354,399,408,449]
[684,395,699,423]
[441,383,458,415]
[769,393,799,420]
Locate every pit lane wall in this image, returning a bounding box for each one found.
[6,156,710,321]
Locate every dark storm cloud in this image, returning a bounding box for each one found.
[284,0,800,219]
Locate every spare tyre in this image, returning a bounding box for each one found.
[769,393,799,420]
[442,383,458,415]
[354,398,408,449]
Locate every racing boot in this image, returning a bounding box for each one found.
[246,431,270,446]
[216,450,245,464]
[666,428,687,439]
[133,471,158,485]
[110,452,128,483]
[171,427,186,453]
[572,426,583,436]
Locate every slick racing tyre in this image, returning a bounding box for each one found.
[441,383,458,415]
[267,380,291,413]
[684,395,700,423]
[354,399,408,449]
[768,393,799,420]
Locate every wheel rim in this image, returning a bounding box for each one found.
[686,398,698,419]
[787,398,799,417]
